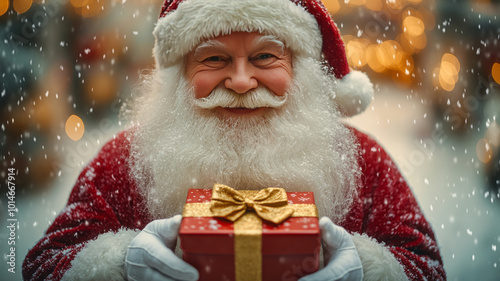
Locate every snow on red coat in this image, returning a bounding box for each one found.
[22,127,445,281]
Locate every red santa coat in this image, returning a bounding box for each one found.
[22,127,446,281]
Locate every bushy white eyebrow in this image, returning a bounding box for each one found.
[253,35,285,53]
[193,34,286,57]
[193,40,225,57]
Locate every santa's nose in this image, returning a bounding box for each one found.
[224,59,258,94]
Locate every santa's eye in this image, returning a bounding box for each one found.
[204,56,223,62]
[199,55,229,68]
[255,53,275,60]
[251,53,278,67]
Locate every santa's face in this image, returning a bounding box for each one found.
[128,32,360,222]
[185,32,293,119]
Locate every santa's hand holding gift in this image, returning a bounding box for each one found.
[23,0,446,280]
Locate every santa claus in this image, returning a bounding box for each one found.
[23,0,445,280]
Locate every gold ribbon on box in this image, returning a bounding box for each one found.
[182,184,318,281]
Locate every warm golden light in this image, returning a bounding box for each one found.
[72,0,104,17]
[321,0,340,14]
[403,16,425,37]
[80,0,102,18]
[13,0,32,14]
[419,7,436,30]
[438,53,460,92]
[70,0,90,8]
[385,0,404,11]
[85,71,118,106]
[438,75,455,92]
[376,40,404,70]
[431,67,440,88]
[405,33,427,52]
[0,0,8,16]
[346,39,369,68]
[365,0,383,11]
[492,63,500,85]
[442,53,461,71]
[366,44,386,73]
[65,115,85,141]
[477,138,492,163]
[397,53,414,75]
[345,0,365,6]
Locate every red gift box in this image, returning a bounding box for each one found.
[179,187,320,281]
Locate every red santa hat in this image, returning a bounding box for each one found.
[153,0,373,116]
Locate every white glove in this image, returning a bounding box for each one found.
[125,215,199,281]
[299,217,363,281]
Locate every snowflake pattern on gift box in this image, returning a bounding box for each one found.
[286,192,314,204]
[208,219,222,230]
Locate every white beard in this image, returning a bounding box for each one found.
[125,56,361,224]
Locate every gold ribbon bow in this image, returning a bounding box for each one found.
[209,184,294,224]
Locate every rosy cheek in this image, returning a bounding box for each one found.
[191,75,216,99]
[264,71,293,96]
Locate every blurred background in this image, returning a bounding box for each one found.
[0,0,499,280]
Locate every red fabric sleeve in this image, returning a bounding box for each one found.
[22,131,148,281]
[345,128,446,280]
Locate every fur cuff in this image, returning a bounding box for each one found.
[351,233,409,281]
[61,229,140,281]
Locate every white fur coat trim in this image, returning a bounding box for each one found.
[153,0,322,69]
[351,233,409,281]
[61,229,139,281]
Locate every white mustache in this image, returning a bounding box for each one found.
[193,86,288,109]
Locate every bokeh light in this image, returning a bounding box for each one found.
[492,62,500,85]
[377,40,404,70]
[344,37,371,68]
[0,0,8,16]
[345,0,365,6]
[65,115,85,141]
[385,0,404,11]
[71,0,105,17]
[403,16,425,37]
[438,53,461,92]
[476,138,493,163]
[365,0,383,11]
[321,0,436,87]
[366,44,386,73]
[84,71,118,106]
[322,0,340,14]
[401,9,428,53]
[13,0,32,14]
[70,0,91,8]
